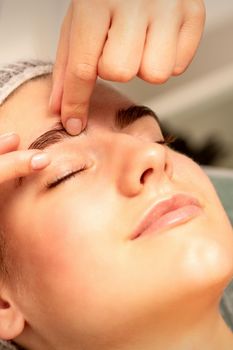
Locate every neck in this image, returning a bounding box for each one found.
[118,298,233,350]
[17,291,233,350]
[134,310,233,350]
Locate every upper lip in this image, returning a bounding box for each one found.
[130,193,202,240]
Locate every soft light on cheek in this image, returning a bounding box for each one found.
[176,155,217,203]
[171,155,197,188]
[37,197,99,263]
[36,214,83,268]
[179,233,233,294]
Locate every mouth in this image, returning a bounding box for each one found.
[131,193,203,240]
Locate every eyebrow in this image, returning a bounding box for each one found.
[27,105,161,152]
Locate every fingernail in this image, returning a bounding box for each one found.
[65,118,82,136]
[31,153,51,170]
[0,132,16,140]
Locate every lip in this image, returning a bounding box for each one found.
[131,193,203,240]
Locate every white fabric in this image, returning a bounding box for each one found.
[0,60,53,105]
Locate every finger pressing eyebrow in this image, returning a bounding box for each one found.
[28,121,72,151]
[27,105,161,152]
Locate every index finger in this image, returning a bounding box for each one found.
[0,150,51,185]
[61,5,111,135]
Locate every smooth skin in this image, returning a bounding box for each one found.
[0,77,233,350]
[49,0,206,135]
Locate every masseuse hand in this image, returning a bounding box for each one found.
[49,0,205,135]
[0,132,50,184]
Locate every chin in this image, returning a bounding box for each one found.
[184,232,233,298]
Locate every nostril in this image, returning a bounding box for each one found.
[140,168,153,184]
[0,300,10,309]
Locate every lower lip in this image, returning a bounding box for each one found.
[138,204,202,238]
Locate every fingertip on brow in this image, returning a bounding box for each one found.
[64,117,83,136]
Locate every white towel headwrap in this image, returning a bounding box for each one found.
[0,60,53,106]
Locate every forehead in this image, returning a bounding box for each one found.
[0,77,132,150]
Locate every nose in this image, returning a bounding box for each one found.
[112,134,173,197]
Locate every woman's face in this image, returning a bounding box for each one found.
[0,77,233,348]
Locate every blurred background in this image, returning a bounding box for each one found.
[0,0,232,169]
[111,0,233,170]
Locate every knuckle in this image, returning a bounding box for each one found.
[173,65,186,76]
[62,100,88,118]
[12,153,30,177]
[69,62,97,82]
[9,163,25,180]
[0,151,32,183]
[100,65,134,82]
[140,67,170,84]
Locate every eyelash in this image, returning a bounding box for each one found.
[157,133,177,146]
[46,133,176,190]
[45,164,88,190]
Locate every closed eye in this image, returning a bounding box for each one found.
[46,165,87,190]
[157,134,176,146]
[45,134,176,190]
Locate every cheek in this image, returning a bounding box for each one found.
[16,193,140,334]
[5,196,109,328]
[171,150,229,220]
[13,190,118,297]
[170,151,233,285]
[26,200,100,286]
[171,150,209,192]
